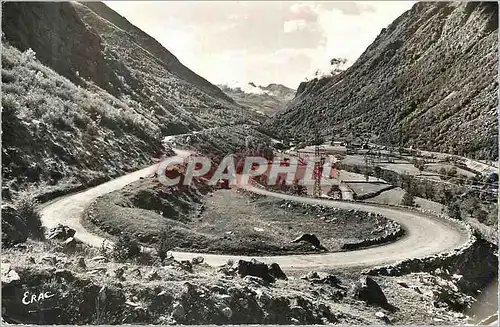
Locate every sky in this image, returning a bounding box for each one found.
[105,1,415,89]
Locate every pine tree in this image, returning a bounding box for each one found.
[401,192,415,207]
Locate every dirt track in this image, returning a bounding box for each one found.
[39,150,470,271]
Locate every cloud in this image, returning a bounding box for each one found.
[283,19,308,33]
[104,1,415,88]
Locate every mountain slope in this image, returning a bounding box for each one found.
[219,83,295,115]
[1,2,260,198]
[270,2,498,160]
[1,2,256,131]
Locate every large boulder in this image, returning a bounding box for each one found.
[238,259,273,283]
[237,259,287,283]
[354,276,389,308]
[268,262,287,280]
[291,233,326,250]
[1,204,29,247]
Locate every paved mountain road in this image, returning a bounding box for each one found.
[39,150,469,271]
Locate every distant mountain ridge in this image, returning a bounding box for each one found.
[219,82,295,115]
[270,2,498,160]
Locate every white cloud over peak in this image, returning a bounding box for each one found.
[283,19,308,33]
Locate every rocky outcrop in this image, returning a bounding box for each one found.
[301,272,343,288]
[1,266,337,325]
[271,2,498,160]
[1,205,28,247]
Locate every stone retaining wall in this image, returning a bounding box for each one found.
[360,205,499,293]
[363,204,476,275]
[341,221,404,250]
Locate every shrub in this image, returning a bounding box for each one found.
[401,191,415,207]
[20,48,36,64]
[12,191,45,240]
[290,179,307,196]
[447,167,458,178]
[461,196,479,216]
[474,208,489,223]
[438,167,448,180]
[447,201,462,220]
[112,234,141,262]
[413,159,426,172]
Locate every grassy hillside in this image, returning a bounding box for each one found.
[270,2,498,160]
[1,43,164,199]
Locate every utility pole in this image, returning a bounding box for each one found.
[312,107,326,198]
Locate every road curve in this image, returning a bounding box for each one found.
[172,185,469,270]
[39,152,469,271]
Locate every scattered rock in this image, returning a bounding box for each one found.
[114,267,125,280]
[375,311,391,323]
[27,256,35,264]
[125,300,141,308]
[302,271,341,287]
[91,256,108,263]
[13,243,27,250]
[146,269,160,281]
[397,281,409,288]
[191,256,204,265]
[47,224,76,240]
[243,275,267,286]
[218,260,238,276]
[177,260,193,272]
[77,257,86,269]
[88,267,107,275]
[55,269,75,282]
[131,268,142,278]
[302,271,320,280]
[221,306,232,318]
[41,255,56,266]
